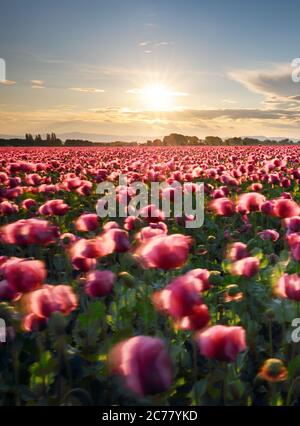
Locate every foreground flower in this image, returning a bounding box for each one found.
[184,268,211,292]
[75,213,99,232]
[103,228,130,253]
[140,204,165,223]
[0,279,20,301]
[273,198,300,219]
[210,197,235,216]
[276,273,300,301]
[85,270,116,297]
[38,199,69,216]
[109,336,172,396]
[227,242,249,261]
[4,259,46,293]
[137,222,168,242]
[286,232,300,260]
[237,192,266,214]
[29,284,77,318]
[231,256,260,278]
[177,304,210,330]
[136,234,191,270]
[258,358,288,382]
[70,238,108,259]
[284,216,300,234]
[224,284,243,303]
[1,218,59,246]
[258,229,280,242]
[153,272,210,330]
[195,325,246,362]
[22,313,47,332]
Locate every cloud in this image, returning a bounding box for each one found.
[229,64,300,103]
[138,41,151,47]
[0,79,16,85]
[1,105,300,138]
[31,80,44,86]
[154,41,172,47]
[138,40,173,49]
[69,87,105,93]
[31,79,46,89]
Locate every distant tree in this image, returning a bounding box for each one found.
[163,133,187,145]
[204,136,223,145]
[186,136,199,145]
[25,133,34,144]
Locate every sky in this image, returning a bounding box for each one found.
[1,0,300,141]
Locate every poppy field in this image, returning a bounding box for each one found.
[1,145,300,406]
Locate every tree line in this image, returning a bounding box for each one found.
[147,134,298,146]
[0,133,298,147]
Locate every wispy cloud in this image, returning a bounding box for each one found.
[138,41,151,47]
[31,80,44,86]
[0,79,16,86]
[138,40,173,49]
[31,80,46,89]
[229,64,300,104]
[70,87,105,93]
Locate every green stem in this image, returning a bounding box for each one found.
[287,376,300,406]
[192,340,198,405]
[269,320,273,357]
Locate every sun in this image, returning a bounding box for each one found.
[127,81,188,111]
[140,83,173,111]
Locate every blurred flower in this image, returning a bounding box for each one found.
[4,259,46,293]
[103,228,130,253]
[29,284,77,318]
[22,313,47,332]
[75,213,99,232]
[258,229,280,242]
[195,325,246,362]
[286,233,300,261]
[276,273,300,301]
[1,218,59,246]
[137,234,191,270]
[231,256,260,278]
[224,284,243,303]
[85,270,116,297]
[273,199,300,219]
[109,336,172,396]
[0,201,19,215]
[283,216,300,234]
[227,242,249,261]
[258,358,288,382]
[38,199,69,216]
[137,222,168,242]
[210,197,235,216]
[237,192,266,214]
[140,204,165,223]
